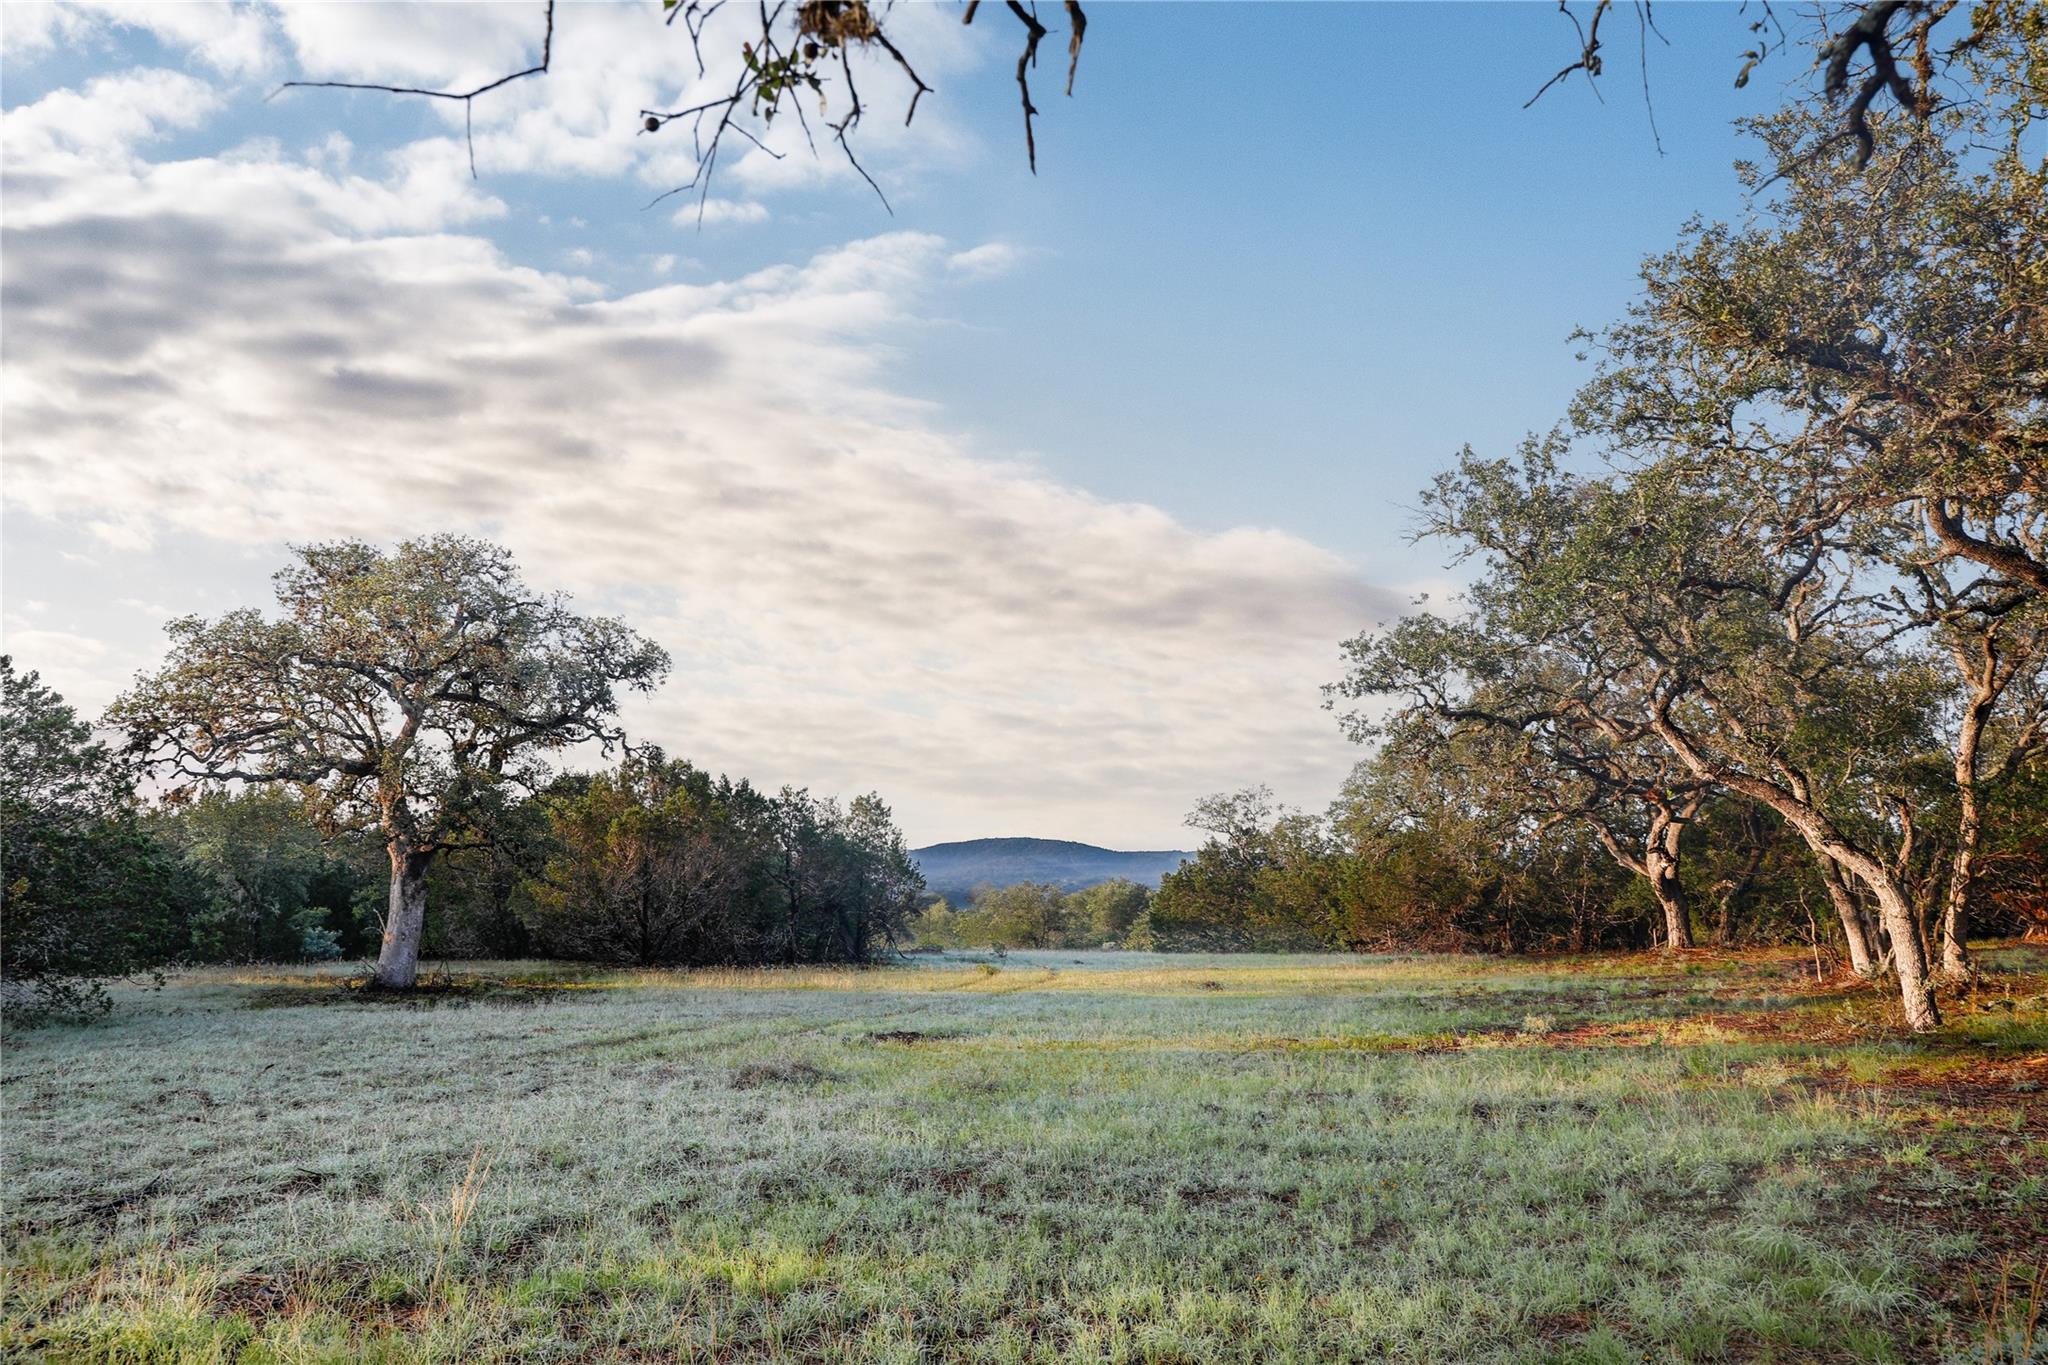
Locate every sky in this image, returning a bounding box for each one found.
[2,2,1791,849]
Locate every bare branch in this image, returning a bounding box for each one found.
[1821,0,1936,166]
[1064,0,1087,97]
[871,28,934,125]
[830,43,893,212]
[1634,0,1664,155]
[1006,0,1049,173]
[1527,0,1611,110]
[277,1,555,179]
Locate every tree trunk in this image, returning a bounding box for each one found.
[1820,847,1939,1030]
[1586,802,1696,950]
[1646,809,1693,950]
[1647,850,1691,949]
[1939,676,1995,981]
[1819,860,1876,976]
[1868,875,1941,1032]
[1938,788,1979,980]
[1644,702,1937,1029]
[373,843,432,988]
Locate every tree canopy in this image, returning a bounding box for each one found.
[109,535,670,988]
[1,657,184,1022]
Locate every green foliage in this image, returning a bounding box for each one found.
[108,536,671,855]
[908,878,1157,950]
[0,657,185,1024]
[967,882,1072,949]
[423,798,552,960]
[1980,764,2048,940]
[529,752,775,965]
[1150,788,1350,952]
[151,789,348,963]
[1070,877,1151,945]
[529,753,923,966]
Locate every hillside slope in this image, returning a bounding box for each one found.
[910,837,1191,902]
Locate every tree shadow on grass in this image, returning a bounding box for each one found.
[240,974,616,1010]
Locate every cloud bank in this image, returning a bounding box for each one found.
[1,30,1397,847]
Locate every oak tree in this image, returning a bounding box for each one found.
[1331,449,1715,950]
[109,536,669,989]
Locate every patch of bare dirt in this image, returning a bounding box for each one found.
[924,1166,1009,1200]
[729,1059,828,1089]
[1813,1064,2048,1358]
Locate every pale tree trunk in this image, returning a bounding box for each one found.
[1816,843,1940,1030]
[1646,703,1935,1028]
[1645,808,1693,950]
[1939,785,1981,980]
[1587,799,1698,951]
[1819,859,1876,976]
[1867,872,1940,1032]
[1938,661,1998,981]
[374,842,432,988]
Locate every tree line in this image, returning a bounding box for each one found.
[1284,64,2043,1031]
[909,878,1154,950]
[6,21,2041,1033]
[1133,34,2046,1021]
[1148,774,2044,963]
[1,548,925,1023]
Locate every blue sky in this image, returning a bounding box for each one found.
[1,2,1793,846]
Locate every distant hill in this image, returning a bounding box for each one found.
[910,837,1192,903]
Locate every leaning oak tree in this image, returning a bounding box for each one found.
[108,536,670,988]
[1329,448,1717,951]
[1572,82,2046,991]
[1562,466,1950,1028]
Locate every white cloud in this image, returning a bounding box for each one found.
[3,73,504,238]
[1,68,222,164]
[271,2,543,90]
[673,198,770,228]
[0,80,1390,847]
[946,241,1023,278]
[20,1,992,205]
[0,626,107,675]
[2,3,277,79]
[8,1,1004,239]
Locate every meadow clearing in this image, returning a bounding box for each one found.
[3,948,2044,1364]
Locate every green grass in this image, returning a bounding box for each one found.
[5,947,2044,1363]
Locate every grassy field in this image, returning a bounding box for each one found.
[4,947,2045,1364]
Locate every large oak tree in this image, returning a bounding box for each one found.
[109,536,669,988]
